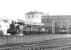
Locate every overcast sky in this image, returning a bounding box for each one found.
[0,0,71,20]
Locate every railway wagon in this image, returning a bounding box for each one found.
[23,25,52,35]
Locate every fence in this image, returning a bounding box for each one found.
[0,35,27,45]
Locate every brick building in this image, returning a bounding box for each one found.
[42,15,71,33]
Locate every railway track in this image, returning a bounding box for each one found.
[0,38,71,50]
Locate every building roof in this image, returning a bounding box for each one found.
[26,11,43,15]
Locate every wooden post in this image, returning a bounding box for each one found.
[67,20,69,34]
[52,20,55,34]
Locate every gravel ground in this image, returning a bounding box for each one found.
[0,34,71,50]
[1,37,71,50]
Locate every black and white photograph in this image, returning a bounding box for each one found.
[0,0,71,50]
